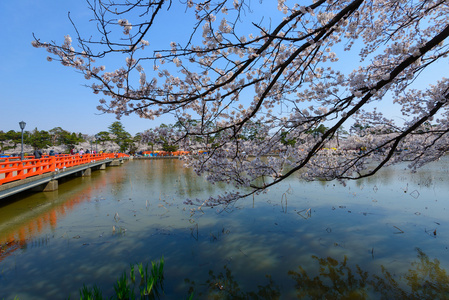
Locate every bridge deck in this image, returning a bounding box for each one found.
[0,154,128,200]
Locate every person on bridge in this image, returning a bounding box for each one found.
[33,149,42,159]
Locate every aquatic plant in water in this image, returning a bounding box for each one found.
[72,248,449,299]
[75,257,168,300]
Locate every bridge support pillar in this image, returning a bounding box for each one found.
[82,168,92,176]
[100,163,106,170]
[43,180,58,192]
[110,159,120,166]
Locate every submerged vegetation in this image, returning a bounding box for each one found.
[75,257,171,300]
[65,249,449,299]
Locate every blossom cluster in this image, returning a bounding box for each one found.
[33,0,449,205]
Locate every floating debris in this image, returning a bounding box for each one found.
[425,228,438,238]
[297,208,312,219]
[410,190,420,199]
[393,226,404,234]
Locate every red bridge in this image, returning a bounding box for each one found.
[0,153,129,199]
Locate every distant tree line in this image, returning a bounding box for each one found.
[0,127,84,153]
[2,120,372,155]
[0,122,139,154]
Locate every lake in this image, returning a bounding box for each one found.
[1,157,449,299]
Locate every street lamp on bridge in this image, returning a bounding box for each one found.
[95,134,99,153]
[19,121,26,160]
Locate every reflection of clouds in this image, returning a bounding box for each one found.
[1,158,449,299]
[218,233,281,270]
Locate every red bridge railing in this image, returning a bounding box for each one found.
[0,153,128,186]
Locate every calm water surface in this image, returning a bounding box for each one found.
[1,158,449,299]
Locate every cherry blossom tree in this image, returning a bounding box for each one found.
[33,0,449,205]
[141,124,184,152]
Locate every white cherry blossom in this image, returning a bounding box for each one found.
[33,0,449,205]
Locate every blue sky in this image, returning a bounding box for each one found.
[0,0,163,136]
[1,1,445,136]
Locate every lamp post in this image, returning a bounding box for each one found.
[95,134,99,153]
[19,121,26,160]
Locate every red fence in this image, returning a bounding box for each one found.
[0,153,128,186]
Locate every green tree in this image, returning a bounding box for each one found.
[142,124,183,153]
[60,131,84,151]
[27,128,52,150]
[239,120,266,141]
[49,127,65,146]
[147,141,155,153]
[306,124,329,139]
[350,123,371,137]
[0,131,7,153]
[108,121,132,152]
[4,130,22,148]
[96,131,111,146]
[158,124,181,153]
[133,132,142,143]
[108,121,128,139]
[280,131,296,147]
[162,142,179,152]
[78,132,85,142]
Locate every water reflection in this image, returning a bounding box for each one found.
[291,247,449,299]
[185,248,448,299]
[185,264,281,299]
[0,168,125,262]
[0,158,448,299]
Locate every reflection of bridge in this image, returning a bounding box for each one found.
[0,159,126,263]
[0,153,129,199]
